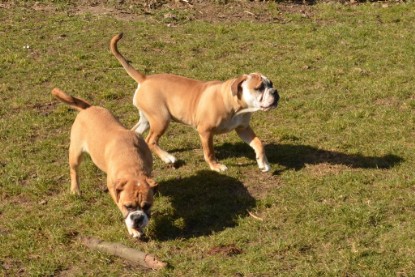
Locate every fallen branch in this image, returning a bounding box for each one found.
[81,237,167,270]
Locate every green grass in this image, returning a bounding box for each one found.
[1,1,415,276]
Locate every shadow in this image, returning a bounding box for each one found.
[173,159,186,169]
[150,170,255,241]
[215,142,403,175]
[164,159,186,169]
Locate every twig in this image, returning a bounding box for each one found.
[247,210,264,221]
[244,11,256,17]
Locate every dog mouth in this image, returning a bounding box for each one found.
[125,210,149,238]
[251,96,278,112]
[260,100,278,111]
[258,89,279,111]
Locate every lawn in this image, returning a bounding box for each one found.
[1,1,415,276]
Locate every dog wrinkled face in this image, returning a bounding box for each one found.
[238,73,279,111]
[114,177,158,238]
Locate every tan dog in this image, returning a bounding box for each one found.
[110,33,279,172]
[52,88,157,238]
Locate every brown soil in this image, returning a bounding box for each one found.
[1,1,315,23]
[207,244,243,256]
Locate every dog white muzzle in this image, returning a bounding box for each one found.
[125,210,149,238]
[259,88,279,111]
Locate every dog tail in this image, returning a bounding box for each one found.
[51,88,91,111]
[110,33,146,84]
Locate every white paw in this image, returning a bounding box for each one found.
[70,188,81,195]
[132,232,142,238]
[258,157,271,172]
[161,153,177,164]
[211,163,228,172]
[261,163,271,172]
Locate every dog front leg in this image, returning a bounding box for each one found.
[236,126,270,172]
[198,129,227,172]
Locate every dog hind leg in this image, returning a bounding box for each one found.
[131,110,150,134]
[68,142,84,195]
[145,119,177,164]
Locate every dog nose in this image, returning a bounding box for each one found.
[130,213,145,226]
[272,89,280,101]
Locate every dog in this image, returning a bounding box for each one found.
[51,88,158,238]
[110,33,279,172]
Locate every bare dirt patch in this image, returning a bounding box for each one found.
[31,102,58,116]
[207,244,243,256]
[243,171,282,199]
[304,162,350,177]
[3,0,314,23]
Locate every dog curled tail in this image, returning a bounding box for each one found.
[51,88,91,111]
[110,33,146,84]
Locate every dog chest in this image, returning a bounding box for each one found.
[215,113,251,134]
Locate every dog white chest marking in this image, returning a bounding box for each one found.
[235,107,261,116]
[132,84,141,107]
[217,114,250,133]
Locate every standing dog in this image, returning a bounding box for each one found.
[52,88,157,238]
[110,33,279,172]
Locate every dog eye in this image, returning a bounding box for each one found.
[256,83,265,91]
[142,203,151,211]
[124,204,137,211]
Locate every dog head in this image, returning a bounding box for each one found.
[113,176,158,238]
[231,73,279,112]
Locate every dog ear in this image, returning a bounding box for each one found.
[231,74,248,97]
[146,177,159,194]
[251,73,264,90]
[114,179,128,203]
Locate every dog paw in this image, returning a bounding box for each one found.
[70,188,81,195]
[260,163,271,172]
[210,163,228,172]
[132,232,142,239]
[257,158,271,172]
[161,153,177,164]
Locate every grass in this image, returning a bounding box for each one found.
[1,1,415,276]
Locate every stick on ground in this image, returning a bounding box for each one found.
[81,237,167,270]
[247,210,264,221]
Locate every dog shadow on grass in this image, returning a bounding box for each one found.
[215,142,404,175]
[150,170,255,241]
